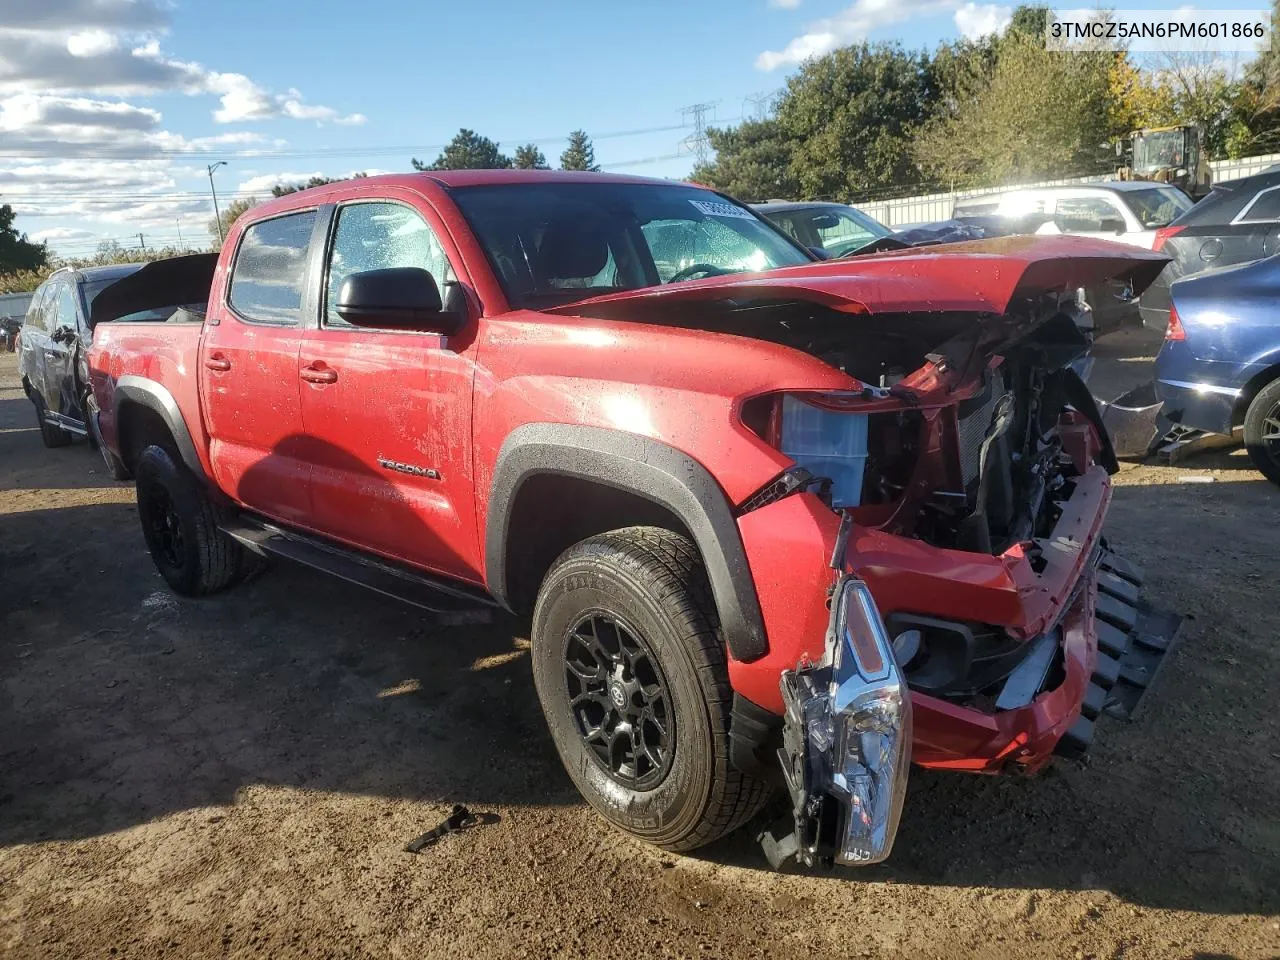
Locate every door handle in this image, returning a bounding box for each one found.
[300,364,338,384]
[204,356,232,372]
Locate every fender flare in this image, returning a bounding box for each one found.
[114,375,209,482]
[486,423,768,662]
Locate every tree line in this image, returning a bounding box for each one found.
[693,3,1280,203]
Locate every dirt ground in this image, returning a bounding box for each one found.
[1,334,1277,960]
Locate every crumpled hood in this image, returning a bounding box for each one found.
[545,234,1169,320]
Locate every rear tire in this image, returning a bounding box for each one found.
[134,444,244,596]
[530,526,772,852]
[33,397,72,448]
[1243,378,1280,487]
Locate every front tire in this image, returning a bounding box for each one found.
[1243,378,1280,487]
[134,444,244,596]
[530,526,772,852]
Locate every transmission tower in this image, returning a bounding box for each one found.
[679,102,718,166]
[743,91,778,121]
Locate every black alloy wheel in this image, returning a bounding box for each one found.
[563,613,674,790]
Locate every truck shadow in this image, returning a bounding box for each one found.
[1,469,1276,920]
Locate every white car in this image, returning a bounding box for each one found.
[952,182,1194,250]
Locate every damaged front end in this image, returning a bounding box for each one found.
[760,572,913,869]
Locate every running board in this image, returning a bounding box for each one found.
[219,516,499,615]
[43,411,88,436]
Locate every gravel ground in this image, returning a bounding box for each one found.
[1,341,1278,960]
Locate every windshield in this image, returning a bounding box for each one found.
[449,182,811,309]
[1121,186,1193,229]
[762,205,891,257]
[1133,130,1187,173]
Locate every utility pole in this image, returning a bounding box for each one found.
[207,161,227,245]
[137,233,146,251]
[679,102,718,167]
[175,218,185,252]
[743,91,777,122]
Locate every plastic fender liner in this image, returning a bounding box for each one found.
[486,423,769,662]
[113,375,209,483]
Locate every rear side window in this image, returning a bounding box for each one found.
[1235,185,1280,224]
[229,211,316,324]
[25,285,51,332]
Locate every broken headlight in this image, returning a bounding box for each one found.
[764,576,912,868]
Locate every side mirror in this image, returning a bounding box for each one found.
[808,245,831,260]
[334,267,462,334]
[1098,217,1126,235]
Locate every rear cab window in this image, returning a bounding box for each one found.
[1120,187,1193,228]
[228,211,318,325]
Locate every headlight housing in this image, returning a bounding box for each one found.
[768,576,912,868]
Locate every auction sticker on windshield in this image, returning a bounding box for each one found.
[689,199,756,220]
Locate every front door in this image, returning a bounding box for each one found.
[45,280,84,422]
[297,199,481,583]
[198,209,317,525]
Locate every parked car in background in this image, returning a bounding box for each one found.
[752,201,905,257]
[952,182,1193,250]
[18,263,204,451]
[1155,254,1280,486]
[18,264,144,447]
[952,183,1192,335]
[1139,170,1280,331]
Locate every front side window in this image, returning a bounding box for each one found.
[1122,187,1193,228]
[54,282,79,331]
[450,182,810,310]
[324,202,454,328]
[229,211,317,324]
[1054,197,1124,232]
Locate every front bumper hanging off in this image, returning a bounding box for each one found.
[759,526,1181,870]
[760,573,913,869]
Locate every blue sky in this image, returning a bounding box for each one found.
[2,0,1268,256]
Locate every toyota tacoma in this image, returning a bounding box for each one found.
[85,171,1176,868]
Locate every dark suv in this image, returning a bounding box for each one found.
[19,264,144,448]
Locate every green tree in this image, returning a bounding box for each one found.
[1228,1,1280,156]
[560,130,600,171]
[208,197,259,245]
[513,144,550,169]
[0,205,48,276]
[413,129,511,171]
[271,173,367,197]
[777,43,940,200]
[690,119,798,200]
[915,29,1118,187]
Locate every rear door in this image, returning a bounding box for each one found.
[198,209,318,525]
[296,197,482,582]
[18,284,51,402]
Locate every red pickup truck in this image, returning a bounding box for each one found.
[86,171,1175,868]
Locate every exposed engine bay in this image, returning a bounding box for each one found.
[717,295,1118,560]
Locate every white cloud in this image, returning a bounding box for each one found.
[756,0,959,70]
[206,73,366,126]
[954,2,1012,39]
[769,0,803,8]
[30,226,98,243]
[0,6,364,127]
[66,29,119,57]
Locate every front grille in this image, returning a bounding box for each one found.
[957,371,1003,487]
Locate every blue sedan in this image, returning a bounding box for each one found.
[1155,254,1280,485]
